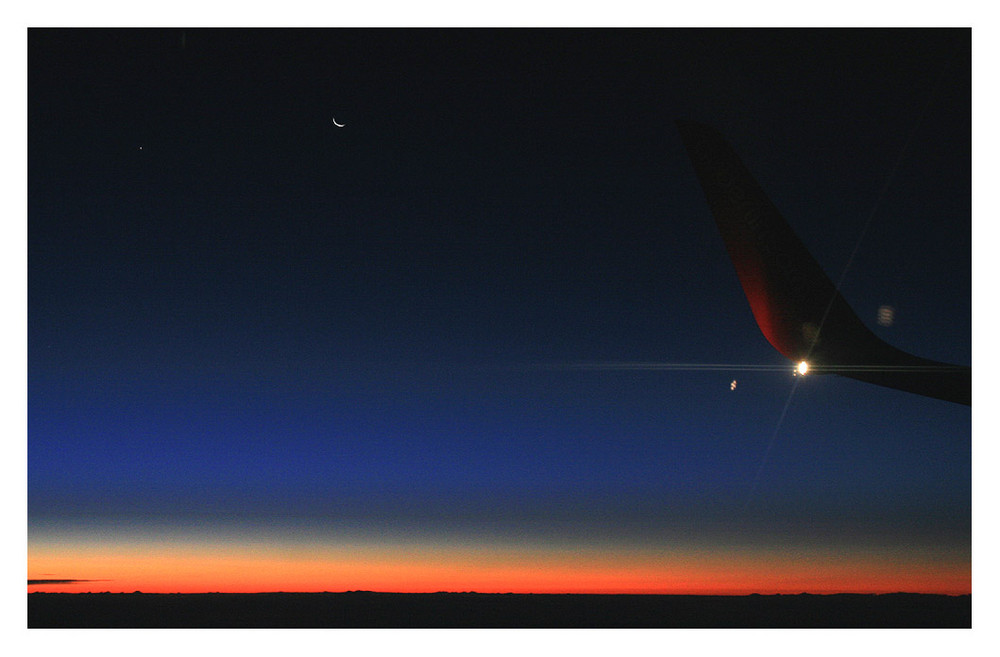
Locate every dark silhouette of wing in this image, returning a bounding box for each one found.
[676,120,970,406]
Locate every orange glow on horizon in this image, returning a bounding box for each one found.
[28,539,971,596]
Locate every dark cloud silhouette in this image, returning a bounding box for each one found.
[28,579,105,585]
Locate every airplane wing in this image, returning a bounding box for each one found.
[676,120,970,406]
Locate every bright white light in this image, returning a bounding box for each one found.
[797,361,809,376]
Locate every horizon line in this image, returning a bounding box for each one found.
[26,588,971,596]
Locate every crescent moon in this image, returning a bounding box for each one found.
[332,117,345,128]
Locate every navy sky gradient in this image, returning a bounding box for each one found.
[28,28,970,591]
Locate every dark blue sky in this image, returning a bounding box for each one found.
[28,29,970,591]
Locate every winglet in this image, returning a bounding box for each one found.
[676,120,969,405]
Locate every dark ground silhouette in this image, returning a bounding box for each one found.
[27,592,970,628]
